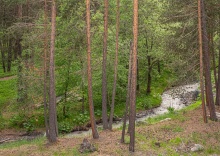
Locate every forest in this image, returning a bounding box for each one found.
[0,0,220,155]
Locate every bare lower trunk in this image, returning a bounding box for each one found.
[216,49,220,106]
[86,0,99,139]
[129,0,138,152]
[102,0,109,130]
[198,0,207,123]
[0,42,6,73]
[109,0,120,130]
[43,0,49,138]
[48,0,58,143]
[7,39,13,72]
[121,41,133,143]
[201,0,216,121]
[146,56,152,94]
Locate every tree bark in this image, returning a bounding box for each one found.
[102,0,109,130]
[198,0,207,123]
[201,0,217,121]
[129,0,138,152]
[215,14,220,106]
[43,0,49,139]
[109,0,120,130]
[0,42,6,73]
[216,48,220,106]
[7,39,13,72]
[86,0,99,139]
[48,0,58,143]
[121,41,133,143]
[146,56,152,94]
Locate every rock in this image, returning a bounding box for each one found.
[160,118,171,122]
[191,144,204,152]
[79,138,97,153]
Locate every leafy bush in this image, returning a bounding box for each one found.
[23,121,35,133]
[58,121,72,133]
[73,113,89,126]
[9,115,25,128]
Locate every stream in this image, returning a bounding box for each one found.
[65,83,199,138]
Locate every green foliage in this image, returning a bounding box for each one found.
[58,121,73,134]
[137,93,161,110]
[73,113,90,126]
[167,107,175,113]
[9,114,25,128]
[23,121,35,133]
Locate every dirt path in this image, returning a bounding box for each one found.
[0,75,16,81]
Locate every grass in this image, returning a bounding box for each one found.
[0,78,17,107]
[0,136,45,149]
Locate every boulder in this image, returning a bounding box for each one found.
[191,144,204,152]
[79,138,97,153]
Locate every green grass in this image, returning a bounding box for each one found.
[0,136,45,149]
[0,78,17,107]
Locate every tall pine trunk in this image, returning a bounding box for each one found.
[215,14,220,106]
[198,0,207,123]
[86,0,99,139]
[129,0,138,152]
[102,0,109,130]
[43,0,49,138]
[7,39,12,72]
[48,0,58,143]
[121,41,133,143]
[0,42,6,73]
[200,0,217,121]
[109,0,120,130]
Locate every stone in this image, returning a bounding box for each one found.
[160,118,171,122]
[79,138,97,153]
[191,144,204,152]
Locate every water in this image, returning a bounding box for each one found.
[65,83,199,138]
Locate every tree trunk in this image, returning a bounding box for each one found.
[109,0,120,130]
[48,0,58,143]
[210,32,217,88]
[201,0,217,121]
[216,48,220,106]
[7,39,13,72]
[215,14,220,106]
[121,41,133,143]
[146,56,152,94]
[86,0,99,139]
[136,58,140,92]
[129,0,138,152]
[198,0,207,123]
[102,0,109,130]
[0,42,6,73]
[43,0,49,139]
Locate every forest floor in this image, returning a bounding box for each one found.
[0,104,220,156]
